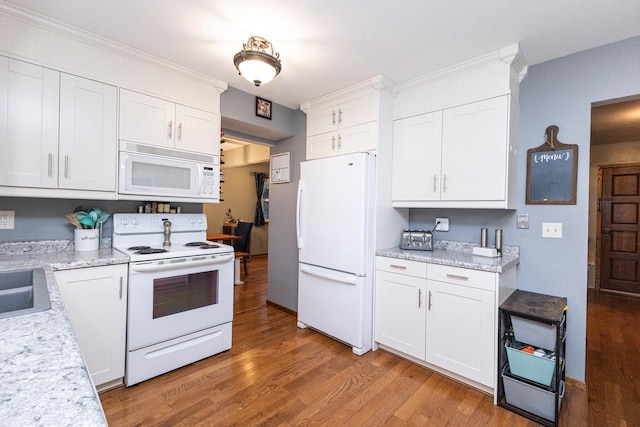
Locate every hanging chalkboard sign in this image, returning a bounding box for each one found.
[526,125,578,205]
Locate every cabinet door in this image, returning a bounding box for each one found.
[306,103,338,136]
[392,111,443,201]
[175,105,220,155]
[0,57,59,188]
[337,121,377,155]
[307,131,337,160]
[119,89,175,149]
[441,96,509,201]
[375,270,426,360]
[59,74,117,191]
[425,279,495,387]
[55,264,128,388]
[338,93,377,129]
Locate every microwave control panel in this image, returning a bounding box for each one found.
[201,166,217,196]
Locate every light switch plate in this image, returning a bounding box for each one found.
[435,217,449,231]
[0,210,15,229]
[517,214,529,229]
[542,222,562,238]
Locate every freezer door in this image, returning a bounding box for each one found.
[297,264,367,350]
[297,152,374,275]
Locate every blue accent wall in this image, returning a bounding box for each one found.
[410,36,640,381]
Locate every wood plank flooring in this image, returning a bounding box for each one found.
[100,258,637,426]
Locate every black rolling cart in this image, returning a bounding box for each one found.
[497,290,567,426]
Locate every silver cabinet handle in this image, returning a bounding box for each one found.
[48,153,53,177]
[119,276,123,300]
[418,289,422,308]
[332,136,336,150]
[338,134,342,149]
[64,155,69,178]
[433,175,437,193]
[443,174,447,192]
[389,264,407,270]
[428,290,432,310]
[168,121,173,139]
[446,273,469,281]
[178,123,182,141]
[332,110,336,125]
[338,108,343,124]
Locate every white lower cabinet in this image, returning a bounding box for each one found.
[375,256,511,393]
[374,258,427,360]
[54,264,128,389]
[425,266,496,387]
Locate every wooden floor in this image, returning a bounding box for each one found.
[100,258,637,426]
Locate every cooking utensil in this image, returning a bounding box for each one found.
[65,213,82,229]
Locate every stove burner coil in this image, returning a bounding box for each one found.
[128,246,151,251]
[135,248,169,255]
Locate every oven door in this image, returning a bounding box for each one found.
[127,253,234,350]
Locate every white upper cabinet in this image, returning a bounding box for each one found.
[391,44,526,209]
[120,89,220,156]
[302,76,394,160]
[307,93,378,137]
[0,57,60,188]
[59,73,117,192]
[392,111,443,201]
[392,95,516,209]
[0,57,116,193]
[440,96,509,201]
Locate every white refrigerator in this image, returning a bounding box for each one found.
[296,152,376,355]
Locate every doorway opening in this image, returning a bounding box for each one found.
[590,95,640,295]
[203,135,271,312]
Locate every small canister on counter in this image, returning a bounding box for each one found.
[495,229,503,256]
[481,228,488,248]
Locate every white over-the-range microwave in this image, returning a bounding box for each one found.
[118,141,220,203]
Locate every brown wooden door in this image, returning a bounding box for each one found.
[601,165,640,294]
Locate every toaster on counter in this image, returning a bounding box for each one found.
[400,230,433,251]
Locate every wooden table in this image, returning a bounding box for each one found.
[207,233,241,242]
[207,233,245,285]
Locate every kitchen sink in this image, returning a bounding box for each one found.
[0,268,51,319]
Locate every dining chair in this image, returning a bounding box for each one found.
[233,221,253,275]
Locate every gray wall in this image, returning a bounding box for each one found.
[0,197,201,242]
[266,110,306,310]
[410,35,640,381]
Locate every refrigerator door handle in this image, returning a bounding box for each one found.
[296,180,304,249]
[300,266,357,285]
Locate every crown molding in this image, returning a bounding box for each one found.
[397,43,527,90]
[0,1,228,91]
[300,74,396,112]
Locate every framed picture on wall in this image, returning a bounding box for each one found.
[256,97,272,120]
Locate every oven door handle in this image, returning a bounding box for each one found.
[130,254,234,272]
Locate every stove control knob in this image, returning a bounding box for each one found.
[131,218,139,226]
[197,217,203,224]
[189,217,196,224]
[120,217,129,226]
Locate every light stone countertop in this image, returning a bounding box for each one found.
[376,240,519,273]
[0,243,129,427]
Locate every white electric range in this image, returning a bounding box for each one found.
[112,213,235,386]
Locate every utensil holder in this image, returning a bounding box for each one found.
[74,229,99,252]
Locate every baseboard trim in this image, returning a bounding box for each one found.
[266,300,297,316]
[565,376,587,391]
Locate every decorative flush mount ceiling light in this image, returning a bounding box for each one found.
[233,35,282,87]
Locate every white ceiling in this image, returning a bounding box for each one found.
[6,0,640,110]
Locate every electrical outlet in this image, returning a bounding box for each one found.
[435,217,449,231]
[0,210,15,230]
[517,214,529,229]
[542,222,562,238]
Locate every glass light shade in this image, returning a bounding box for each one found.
[233,36,282,87]
[238,57,277,86]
